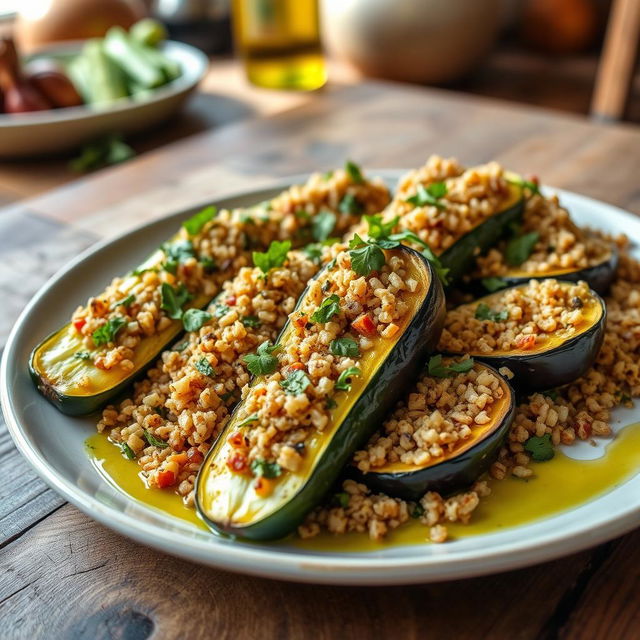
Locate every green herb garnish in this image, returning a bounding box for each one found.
[182,308,212,332]
[348,234,385,276]
[244,341,280,376]
[365,214,399,240]
[173,340,189,352]
[213,303,231,318]
[505,231,540,267]
[330,337,360,358]
[325,398,338,410]
[475,303,509,323]
[250,459,282,478]
[200,257,217,273]
[406,182,448,209]
[345,160,364,183]
[507,176,540,195]
[70,134,135,173]
[143,430,169,449]
[92,317,126,346]
[74,351,92,361]
[162,239,196,274]
[310,294,341,323]
[411,503,425,519]
[339,193,363,215]
[236,414,259,429]
[524,434,555,462]
[481,277,508,293]
[312,209,337,242]
[160,282,192,320]
[121,442,136,460]
[280,370,311,395]
[427,355,474,378]
[241,315,261,329]
[335,367,361,391]
[110,294,135,310]
[194,356,215,377]
[253,240,291,275]
[182,206,216,236]
[322,170,334,181]
[332,492,350,508]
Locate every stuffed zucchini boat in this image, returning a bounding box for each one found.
[196,245,446,540]
[438,279,606,391]
[352,358,515,501]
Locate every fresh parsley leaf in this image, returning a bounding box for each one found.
[244,341,280,376]
[364,214,399,240]
[130,266,157,277]
[110,294,135,310]
[163,239,195,265]
[200,257,217,273]
[335,367,361,391]
[183,206,216,236]
[182,308,212,332]
[312,210,337,242]
[213,302,231,318]
[194,356,215,377]
[325,398,338,410]
[280,370,311,395]
[240,212,255,224]
[144,430,169,449]
[507,176,540,195]
[406,182,448,209]
[427,355,474,378]
[524,434,555,462]
[481,277,508,293]
[311,294,341,323]
[387,229,450,285]
[236,413,259,429]
[241,315,261,329]
[252,240,291,274]
[173,340,189,352]
[73,351,92,361]
[505,231,540,266]
[250,459,282,478]
[304,243,323,263]
[70,134,135,173]
[348,236,385,276]
[339,193,363,215]
[330,337,360,358]
[161,282,192,320]
[411,503,425,519]
[475,303,509,323]
[332,492,350,508]
[121,442,136,460]
[345,160,364,184]
[92,317,126,346]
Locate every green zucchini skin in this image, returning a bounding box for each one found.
[439,188,525,285]
[352,364,516,502]
[445,286,607,393]
[196,248,446,541]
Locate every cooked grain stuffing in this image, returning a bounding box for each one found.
[438,279,596,354]
[98,249,319,503]
[223,247,419,489]
[71,164,389,372]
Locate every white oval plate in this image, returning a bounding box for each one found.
[2,173,639,585]
[0,40,208,158]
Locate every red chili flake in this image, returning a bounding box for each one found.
[227,452,249,474]
[156,469,176,489]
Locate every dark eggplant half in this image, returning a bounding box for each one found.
[355,361,515,501]
[196,246,446,541]
[443,282,606,392]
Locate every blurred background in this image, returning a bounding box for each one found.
[0,0,637,177]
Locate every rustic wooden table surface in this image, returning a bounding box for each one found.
[1,79,640,640]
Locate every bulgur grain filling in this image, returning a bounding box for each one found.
[69,165,390,373]
[221,247,422,495]
[438,279,601,355]
[474,192,613,279]
[353,362,509,472]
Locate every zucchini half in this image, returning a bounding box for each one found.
[353,361,515,501]
[438,181,525,284]
[443,282,606,392]
[196,247,446,541]
[29,248,211,416]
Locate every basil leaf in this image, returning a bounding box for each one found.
[144,430,169,449]
[182,308,212,332]
[475,303,509,323]
[252,240,291,274]
[312,209,337,242]
[110,294,135,310]
[244,341,280,376]
[330,337,360,358]
[250,459,282,478]
[161,282,192,320]
[182,206,216,236]
[310,294,341,323]
[194,356,215,377]
[92,316,126,347]
[524,434,555,461]
[481,277,508,292]
[280,370,311,395]
[505,231,540,266]
[339,193,363,215]
[345,160,364,183]
[335,367,361,391]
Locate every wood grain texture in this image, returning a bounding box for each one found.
[2,79,640,639]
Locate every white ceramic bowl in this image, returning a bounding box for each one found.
[0,39,208,157]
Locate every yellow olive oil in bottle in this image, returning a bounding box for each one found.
[233,0,327,90]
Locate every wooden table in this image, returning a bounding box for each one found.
[1,80,640,639]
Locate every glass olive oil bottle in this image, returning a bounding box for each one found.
[232,0,327,90]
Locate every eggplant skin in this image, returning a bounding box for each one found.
[196,248,447,541]
[350,364,516,502]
